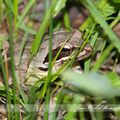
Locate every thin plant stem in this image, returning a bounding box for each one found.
[5,2,20,119]
[0,52,12,120]
[44,5,53,120]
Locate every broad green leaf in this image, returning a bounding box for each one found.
[61,70,120,97]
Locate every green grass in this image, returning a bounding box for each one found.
[0,0,120,119]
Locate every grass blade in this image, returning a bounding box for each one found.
[30,0,67,58]
[81,0,120,51]
[17,0,35,28]
[5,2,20,119]
[13,0,18,29]
[0,0,2,23]
[0,52,12,120]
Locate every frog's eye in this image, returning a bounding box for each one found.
[61,44,72,52]
[62,47,70,52]
[44,44,73,63]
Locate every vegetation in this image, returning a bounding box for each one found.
[0,0,120,119]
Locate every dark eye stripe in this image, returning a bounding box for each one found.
[62,47,70,52]
[43,47,74,63]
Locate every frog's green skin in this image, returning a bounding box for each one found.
[14,30,92,85]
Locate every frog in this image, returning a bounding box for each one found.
[14,29,92,85]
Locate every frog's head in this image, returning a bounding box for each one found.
[41,30,92,71]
